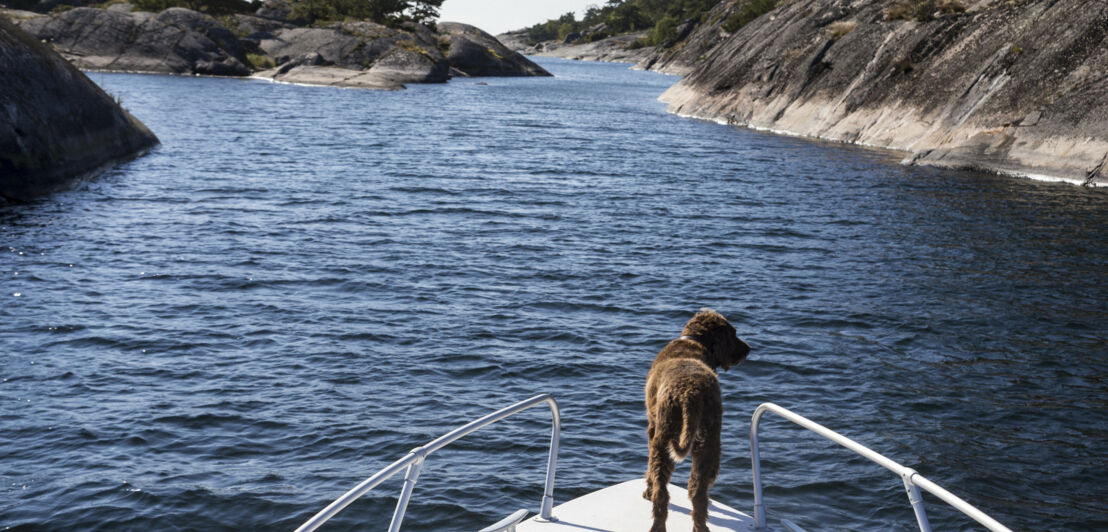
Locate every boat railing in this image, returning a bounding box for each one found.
[294,393,561,532]
[750,402,1012,532]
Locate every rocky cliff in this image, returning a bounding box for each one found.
[659,0,1108,186]
[513,0,1106,185]
[5,2,550,89]
[0,16,158,202]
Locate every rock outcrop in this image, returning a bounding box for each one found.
[495,30,530,53]
[17,6,252,75]
[6,3,550,89]
[249,20,450,87]
[660,0,1108,186]
[0,17,158,201]
[438,22,548,77]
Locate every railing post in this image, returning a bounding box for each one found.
[751,405,769,531]
[387,453,426,532]
[902,471,931,532]
[537,396,561,522]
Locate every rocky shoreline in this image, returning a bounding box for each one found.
[500,30,654,65]
[509,0,1107,186]
[3,1,550,90]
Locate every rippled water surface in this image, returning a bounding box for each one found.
[3,58,1107,531]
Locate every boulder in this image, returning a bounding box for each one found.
[254,0,296,23]
[257,64,404,90]
[437,22,550,77]
[0,17,158,201]
[367,46,448,83]
[256,21,450,83]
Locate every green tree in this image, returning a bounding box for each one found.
[132,0,253,15]
[646,15,677,45]
[605,2,648,33]
[521,0,728,45]
[288,0,442,25]
[405,0,441,23]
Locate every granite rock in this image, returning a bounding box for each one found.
[658,0,1108,185]
[16,7,251,75]
[10,6,551,88]
[438,22,549,77]
[0,17,158,201]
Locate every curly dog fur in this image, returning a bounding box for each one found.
[643,309,750,532]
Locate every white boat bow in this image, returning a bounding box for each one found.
[294,393,1012,532]
[513,478,755,532]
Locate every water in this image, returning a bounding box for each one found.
[2,58,1106,531]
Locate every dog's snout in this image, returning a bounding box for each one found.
[730,336,750,370]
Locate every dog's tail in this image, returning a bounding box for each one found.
[668,398,702,463]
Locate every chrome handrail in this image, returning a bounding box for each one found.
[750,402,1011,532]
[295,394,561,532]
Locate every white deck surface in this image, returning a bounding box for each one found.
[515,479,756,532]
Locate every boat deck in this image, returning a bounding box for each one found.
[515,478,756,532]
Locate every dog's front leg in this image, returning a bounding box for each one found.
[643,419,657,500]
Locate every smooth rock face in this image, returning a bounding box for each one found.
[17,7,251,75]
[255,21,450,83]
[495,30,530,52]
[657,0,1108,185]
[438,22,550,77]
[0,17,158,201]
[254,65,404,90]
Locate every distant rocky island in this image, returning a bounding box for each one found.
[2,0,549,89]
[505,0,1107,186]
[0,0,549,201]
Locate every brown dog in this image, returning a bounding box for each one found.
[644,309,750,532]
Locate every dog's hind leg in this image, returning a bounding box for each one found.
[643,418,657,500]
[688,411,721,532]
[646,437,674,532]
[647,409,678,532]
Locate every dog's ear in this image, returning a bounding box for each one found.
[682,308,726,337]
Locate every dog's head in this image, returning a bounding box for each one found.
[682,308,750,371]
